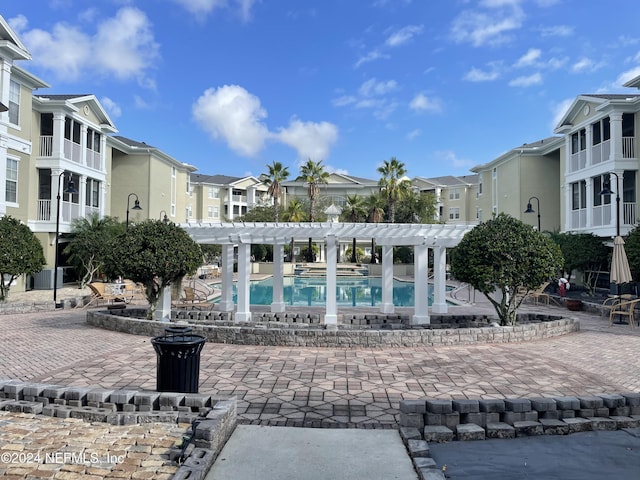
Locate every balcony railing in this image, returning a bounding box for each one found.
[40,136,53,157]
[570,202,636,230]
[86,149,101,170]
[37,199,81,222]
[623,136,635,159]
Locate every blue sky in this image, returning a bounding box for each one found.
[5,0,640,181]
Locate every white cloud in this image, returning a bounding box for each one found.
[100,97,122,118]
[332,95,357,107]
[508,72,542,87]
[435,150,474,169]
[172,0,258,21]
[385,25,424,47]
[551,98,573,131]
[18,8,159,85]
[192,85,269,157]
[514,48,541,68]
[354,50,390,68]
[450,2,524,47]
[7,14,28,33]
[409,93,442,113]
[463,66,501,82]
[193,85,338,160]
[571,57,603,74]
[275,119,338,161]
[616,66,640,87]
[358,78,398,97]
[539,25,574,37]
[406,129,421,140]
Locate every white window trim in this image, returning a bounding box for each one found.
[5,156,19,206]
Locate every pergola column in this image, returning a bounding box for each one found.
[412,243,430,325]
[218,244,235,312]
[324,235,338,326]
[235,243,252,322]
[271,242,286,313]
[380,245,394,314]
[432,246,448,314]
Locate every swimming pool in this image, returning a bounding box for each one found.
[231,276,449,307]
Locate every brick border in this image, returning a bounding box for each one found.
[87,309,579,347]
[398,394,640,479]
[0,378,237,480]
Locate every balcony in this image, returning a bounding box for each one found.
[39,135,103,170]
[37,199,81,222]
[570,137,635,173]
[569,201,636,231]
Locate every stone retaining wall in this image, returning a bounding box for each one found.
[398,394,640,478]
[0,378,237,480]
[87,309,579,347]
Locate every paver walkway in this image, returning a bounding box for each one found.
[1,290,640,479]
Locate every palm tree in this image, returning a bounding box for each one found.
[377,157,412,223]
[342,194,366,262]
[297,159,329,262]
[282,199,306,262]
[365,193,385,263]
[262,161,289,222]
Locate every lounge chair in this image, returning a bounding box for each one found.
[172,286,214,311]
[609,297,640,328]
[84,282,126,309]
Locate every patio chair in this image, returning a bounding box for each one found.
[123,280,146,304]
[172,286,214,311]
[84,282,126,308]
[608,297,640,328]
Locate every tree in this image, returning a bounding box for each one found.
[0,216,46,302]
[282,199,307,263]
[235,205,276,222]
[377,157,412,223]
[450,213,563,325]
[394,190,438,224]
[341,194,366,262]
[104,220,203,319]
[64,214,125,288]
[624,226,640,281]
[297,159,329,261]
[262,161,290,222]
[548,232,609,294]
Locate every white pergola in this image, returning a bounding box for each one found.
[178,222,475,326]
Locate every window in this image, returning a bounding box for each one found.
[5,158,18,203]
[592,117,610,145]
[86,129,101,152]
[623,113,635,137]
[478,175,483,196]
[571,128,587,154]
[208,186,220,199]
[593,175,611,207]
[571,180,587,210]
[449,189,460,200]
[214,206,219,218]
[208,206,213,218]
[186,176,191,196]
[476,208,482,221]
[64,118,82,144]
[8,80,19,125]
[449,207,460,220]
[86,178,100,207]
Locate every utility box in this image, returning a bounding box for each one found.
[33,268,63,290]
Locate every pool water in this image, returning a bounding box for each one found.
[231,276,448,307]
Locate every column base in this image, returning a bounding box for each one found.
[235,311,252,323]
[218,301,235,312]
[324,314,338,325]
[270,302,286,313]
[431,303,448,314]
[411,314,430,325]
[380,303,395,314]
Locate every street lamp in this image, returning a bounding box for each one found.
[599,172,620,237]
[524,196,541,232]
[159,210,169,224]
[53,171,78,308]
[126,193,142,229]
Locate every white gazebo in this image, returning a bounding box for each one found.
[179,222,475,326]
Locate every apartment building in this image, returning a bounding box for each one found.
[471,137,563,232]
[412,175,480,225]
[554,94,640,238]
[189,174,270,222]
[109,136,197,225]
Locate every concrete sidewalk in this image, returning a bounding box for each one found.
[205,425,419,480]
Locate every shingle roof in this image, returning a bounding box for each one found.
[113,136,156,149]
[36,94,92,100]
[191,174,243,185]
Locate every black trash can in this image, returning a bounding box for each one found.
[151,326,206,393]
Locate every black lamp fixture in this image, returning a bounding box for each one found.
[0,102,8,113]
[126,193,142,229]
[53,171,78,308]
[524,196,541,232]
[159,210,169,224]
[599,172,620,237]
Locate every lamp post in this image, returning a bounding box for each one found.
[599,172,621,237]
[159,210,169,224]
[53,171,78,307]
[524,196,541,232]
[126,193,142,229]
